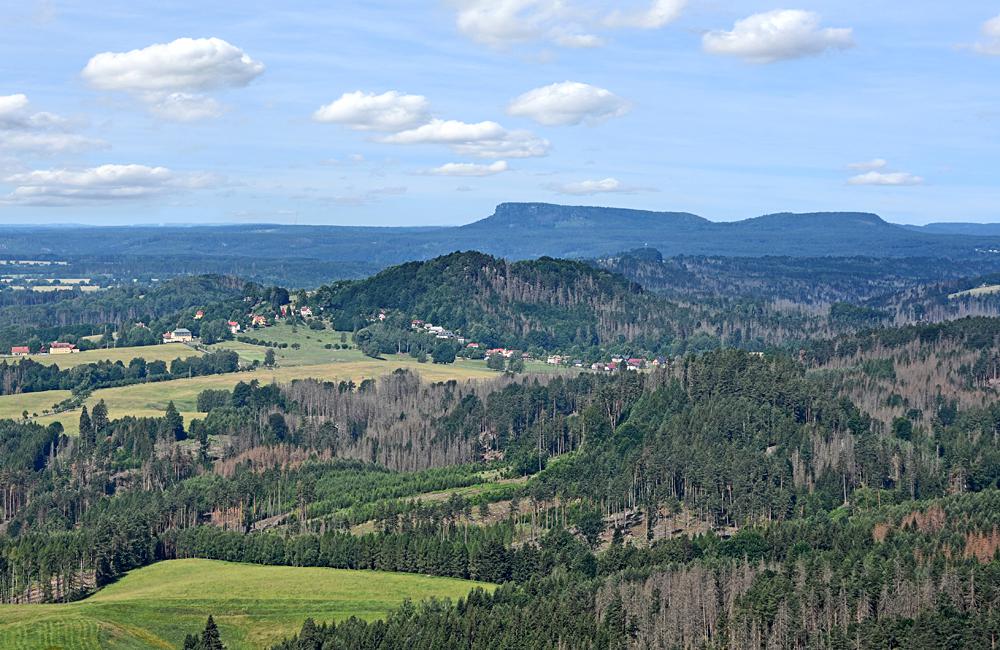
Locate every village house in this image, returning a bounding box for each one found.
[299,306,313,318]
[251,314,268,327]
[163,328,193,343]
[627,358,645,370]
[411,319,424,329]
[10,346,29,356]
[466,342,480,349]
[228,320,241,335]
[194,310,204,320]
[546,355,563,365]
[49,341,78,355]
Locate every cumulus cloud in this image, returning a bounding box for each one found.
[507,81,630,126]
[313,91,431,131]
[2,164,213,205]
[847,158,888,171]
[974,15,1000,55]
[703,10,854,64]
[0,93,104,154]
[381,119,549,158]
[549,177,651,195]
[428,160,509,176]
[380,119,505,144]
[847,171,924,187]
[451,0,684,49]
[81,37,263,120]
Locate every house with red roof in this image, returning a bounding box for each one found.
[49,341,78,355]
[10,346,29,356]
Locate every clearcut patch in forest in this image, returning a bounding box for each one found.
[0,559,492,649]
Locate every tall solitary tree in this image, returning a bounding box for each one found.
[264,348,276,367]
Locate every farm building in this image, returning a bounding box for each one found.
[10,346,29,356]
[49,342,78,354]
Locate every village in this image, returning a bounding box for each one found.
[407,318,663,372]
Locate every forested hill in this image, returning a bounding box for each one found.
[314,251,697,351]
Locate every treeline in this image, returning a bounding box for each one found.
[272,491,1000,650]
[0,349,240,398]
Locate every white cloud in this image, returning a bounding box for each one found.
[847,158,888,171]
[450,129,550,158]
[703,10,854,64]
[0,93,104,154]
[0,132,105,154]
[380,119,550,158]
[148,92,224,122]
[847,171,924,186]
[82,37,263,121]
[313,91,431,131]
[604,0,685,29]
[549,177,651,195]
[974,15,1000,55]
[2,164,212,205]
[429,160,509,176]
[451,0,684,49]
[380,119,506,144]
[507,81,630,126]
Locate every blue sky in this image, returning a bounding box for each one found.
[1,0,999,226]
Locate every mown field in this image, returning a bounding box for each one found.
[0,559,492,649]
[14,343,202,369]
[1,323,569,433]
[4,353,496,434]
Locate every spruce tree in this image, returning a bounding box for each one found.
[78,406,94,448]
[91,399,109,435]
[164,401,185,441]
[201,615,224,650]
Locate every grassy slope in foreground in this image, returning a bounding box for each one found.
[0,559,492,649]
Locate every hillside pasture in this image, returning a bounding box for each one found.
[0,559,491,649]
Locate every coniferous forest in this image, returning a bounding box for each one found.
[0,241,997,648]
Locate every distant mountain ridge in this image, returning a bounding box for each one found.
[2,203,999,286]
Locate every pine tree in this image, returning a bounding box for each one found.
[201,615,224,650]
[182,633,201,650]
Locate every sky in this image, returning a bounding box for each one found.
[1,1,999,226]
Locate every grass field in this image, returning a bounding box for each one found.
[214,323,358,367]
[5,353,497,434]
[0,323,570,434]
[0,559,491,649]
[14,344,202,369]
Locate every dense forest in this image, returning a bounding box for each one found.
[0,243,999,649]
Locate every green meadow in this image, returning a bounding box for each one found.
[0,559,492,649]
